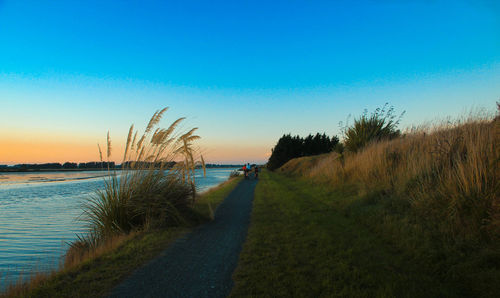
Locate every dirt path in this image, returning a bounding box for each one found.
[109,176,258,298]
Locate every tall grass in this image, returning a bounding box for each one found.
[71,108,206,255]
[280,112,499,243]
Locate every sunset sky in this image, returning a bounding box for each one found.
[1,0,499,164]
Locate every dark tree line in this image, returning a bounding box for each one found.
[205,164,243,168]
[9,162,116,170]
[121,161,176,169]
[63,162,78,169]
[3,161,186,171]
[78,162,116,169]
[267,133,339,170]
[14,163,64,170]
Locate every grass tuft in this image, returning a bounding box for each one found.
[76,107,205,251]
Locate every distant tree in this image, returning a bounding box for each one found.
[62,162,77,169]
[267,133,339,171]
[35,163,62,169]
[78,161,116,169]
[268,134,300,170]
[302,134,314,156]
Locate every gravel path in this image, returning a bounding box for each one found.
[109,176,258,298]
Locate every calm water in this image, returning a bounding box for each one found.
[0,168,236,289]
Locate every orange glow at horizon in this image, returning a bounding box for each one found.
[0,139,113,164]
[0,137,270,165]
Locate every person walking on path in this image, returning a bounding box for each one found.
[254,165,259,179]
[247,162,252,178]
[242,164,247,179]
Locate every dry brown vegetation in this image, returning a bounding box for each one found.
[268,112,499,296]
[1,232,136,297]
[279,114,499,243]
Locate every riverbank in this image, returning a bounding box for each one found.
[0,168,117,172]
[1,177,242,298]
[0,165,241,173]
[231,170,499,297]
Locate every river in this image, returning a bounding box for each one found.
[0,168,237,289]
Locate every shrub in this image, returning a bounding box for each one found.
[77,108,205,248]
[342,104,404,152]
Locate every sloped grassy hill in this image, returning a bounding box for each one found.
[232,117,499,297]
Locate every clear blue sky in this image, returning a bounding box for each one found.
[0,0,499,163]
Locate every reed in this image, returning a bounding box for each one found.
[74,108,205,253]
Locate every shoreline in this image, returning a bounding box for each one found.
[0,168,119,173]
[0,168,238,292]
[0,166,240,173]
[1,176,244,297]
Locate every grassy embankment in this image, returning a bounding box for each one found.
[2,176,242,298]
[232,118,499,297]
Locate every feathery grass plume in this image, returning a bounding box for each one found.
[181,127,198,140]
[185,135,201,143]
[123,124,134,163]
[145,107,168,135]
[150,118,186,163]
[76,107,203,252]
[151,128,165,145]
[130,131,138,153]
[201,154,206,177]
[164,117,186,140]
[150,127,160,144]
[97,144,103,162]
[136,135,145,154]
[106,131,112,159]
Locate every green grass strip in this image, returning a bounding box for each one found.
[230,170,483,297]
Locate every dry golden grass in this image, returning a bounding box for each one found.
[63,232,137,270]
[1,271,53,298]
[279,115,499,241]
[1,233,135,298]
